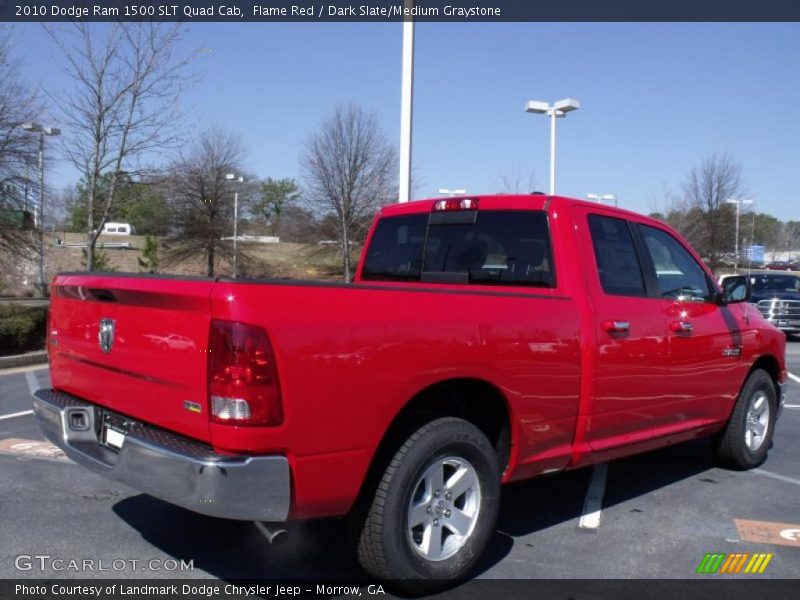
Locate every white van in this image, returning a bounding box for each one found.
[102,222,132,235]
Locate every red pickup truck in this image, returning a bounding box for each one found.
[34,195,787,586]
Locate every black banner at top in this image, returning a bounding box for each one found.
[4,0,800,23]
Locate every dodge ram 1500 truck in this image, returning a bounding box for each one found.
[34,195,787,586]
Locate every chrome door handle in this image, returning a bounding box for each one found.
[670,321,693,333]
[602,320,630,333]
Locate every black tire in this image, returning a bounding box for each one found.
[351,417,500,591]
[715,369,777,469]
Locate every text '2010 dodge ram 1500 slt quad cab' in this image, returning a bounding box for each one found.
[34,195,787,587]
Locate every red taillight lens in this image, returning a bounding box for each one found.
[433,198,479,212]
[208,320,283,426]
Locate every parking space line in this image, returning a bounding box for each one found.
[752,469,800,487]
[788,372,800,384]
[0,410,34,421]
[578,462,608,530]
[784,404,800,409]
[25,371,39,395]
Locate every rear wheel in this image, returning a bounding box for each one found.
[715,369,777,469]
[352,417,500,590]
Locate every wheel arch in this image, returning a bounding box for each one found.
[352,377,514,514]
[748,354,782,398]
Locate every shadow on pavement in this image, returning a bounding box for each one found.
[113,438,721,581]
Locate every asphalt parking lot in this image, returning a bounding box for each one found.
[1,346,799,582]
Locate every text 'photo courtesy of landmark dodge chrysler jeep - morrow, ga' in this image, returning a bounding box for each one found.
[34,195,787,589]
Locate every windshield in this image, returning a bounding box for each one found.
[751,275,800,293]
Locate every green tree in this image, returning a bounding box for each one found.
[137,235,159,273]
[67,173,170,236]
[252,178,300,236]
[119,184,169,236]
[80,247,116,271]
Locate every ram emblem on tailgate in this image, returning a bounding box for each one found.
[98,318,115,354]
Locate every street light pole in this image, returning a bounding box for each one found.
[226,174,244,278]
[524,98,580,195]
[725,198,752,271]
[21,122,60,296]
[398,0,415,204]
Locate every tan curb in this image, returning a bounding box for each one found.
[0,350,48,371]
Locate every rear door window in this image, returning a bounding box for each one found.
[362,210,555,287]
[588,215,647,296]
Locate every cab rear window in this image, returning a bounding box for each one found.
[361,210,555,288]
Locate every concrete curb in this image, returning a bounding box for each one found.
[0,350,48,370]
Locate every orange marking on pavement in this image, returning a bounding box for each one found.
[735,518,800,548]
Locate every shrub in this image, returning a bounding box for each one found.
[0,305,48,355]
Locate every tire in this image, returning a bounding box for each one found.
[715,369,777,469]
[351,417,500,590]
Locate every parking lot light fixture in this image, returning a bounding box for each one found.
[524,98,580,195]
[437,188,467,197]
[587,193,618,207]
[725,198,753,271]
[225,173,244,278]
[20,122,60,297]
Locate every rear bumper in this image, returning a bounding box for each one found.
[33,389,291,522]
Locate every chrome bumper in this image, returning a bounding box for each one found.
[33,389,291,522]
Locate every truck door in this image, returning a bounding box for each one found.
[633,223,746,427]
[575,209,669,451]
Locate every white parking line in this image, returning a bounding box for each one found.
[788,372,800,384]
[0,410,34,421]
[752,469,800,487]
[25,371,39,395]
[785,405,800,409]
[579,462,608,530]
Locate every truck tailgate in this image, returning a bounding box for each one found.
[49,274,214,443]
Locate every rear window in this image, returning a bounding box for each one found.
[362,210,555,287]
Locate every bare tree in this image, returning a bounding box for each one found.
[0,28,42,260]
[681,153,747,269]
[302,104,397,281]
[496,165,539,194]
[161,128,250,277]
[46,23,194,270]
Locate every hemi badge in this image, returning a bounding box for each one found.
[722,346,742,358]
[184,401,202,414]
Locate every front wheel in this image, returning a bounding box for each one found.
[715,369,777,469]
[352,417,500,590]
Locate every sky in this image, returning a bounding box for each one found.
[12,22,800,220]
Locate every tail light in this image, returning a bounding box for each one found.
[208,320,283,426]
[433,198,479,211]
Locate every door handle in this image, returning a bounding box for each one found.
[670,321,693,334]
[602,320,630,333]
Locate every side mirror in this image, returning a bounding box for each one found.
[718,275,751,304]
